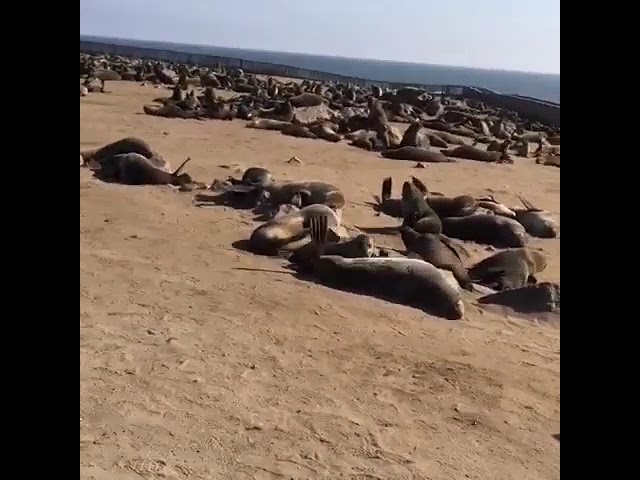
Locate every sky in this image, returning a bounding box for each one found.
[79,0,560,74]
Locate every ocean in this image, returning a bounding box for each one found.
[81,35,560,104]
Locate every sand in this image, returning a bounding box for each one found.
[80,82,560,480]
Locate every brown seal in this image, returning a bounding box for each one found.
[401,180,442,235]
[400,122,429,148]
[477,282,560,315]
[80,137,170,171]
[281,124,318,139]
[246,118,292,131]
[295,214,465,320]
[95,153,195,187]
[381,146,453,163]
[409,176,477,218]
[513,195,558,238]
[442,214,528,248]
[468,248,547,291]
[399,225,473,291]
[249,204,341,255]
[441,145,511,163]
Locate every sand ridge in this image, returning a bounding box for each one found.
[80,82,560,480]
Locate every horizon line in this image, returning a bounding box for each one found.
[79,33,561,77]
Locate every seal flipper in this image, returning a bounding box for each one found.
[438,235,465,264]
[410,176,429,195]
[381,177,393,201]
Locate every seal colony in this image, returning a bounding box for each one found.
[80,51,559,320]
[81,51,560,169]
[81,130,559,319]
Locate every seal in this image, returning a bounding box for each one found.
[80,137,170,171]
[288,232,376,267]
[401,180,442,234]
[289,93,325,107]
[513,195,558,238]
[441,145,511,163]
[226,176,346,213]
[308,123,342,142]
[400,122,429,148]
[468,248,547,291]
[442,214,528,248]
[248,204,342,255]
[477,282,560,315]
[536,154,560,168]
[475,195,517,218]
[399,225,473,291]
[381,146,454,163]
[281,124,318,139]
[298,215,465,320]
[259,100,294,122]
[425,133,449,148]
[95,153,195,187]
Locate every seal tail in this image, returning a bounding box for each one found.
[172,157,192,176]
[381,177,393,201]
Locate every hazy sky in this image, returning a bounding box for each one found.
[80,0,560,74]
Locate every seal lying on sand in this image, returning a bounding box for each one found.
[513,195,558,238]
[246,118,292,131]
[441,145,511,163]
[468,248,547,291]
[442,214,528,248]
[249,204,342,255]
[287,232,376,266]
[227,177,346,213]
[296,214,465,320]
[80,137,170,171]
[94,153,195,187]
[478,282,560,314]
[381,146,453,163]
[399,225,472,290]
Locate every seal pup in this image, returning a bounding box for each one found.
[381,146,453,163]
[249,204,342,255]
[475,195,517,218]
[442,214,528,248]
[468,248,547,291]
[401,180,442,235]
[298,215,465,320]
[400,122,429,148]
[289,93,325,107]
[536,154,560,168]
[513,195,558,238]
[287,232,376,268]
[281,124,318,139]
[477,282,560,315]
[399,225,473,291]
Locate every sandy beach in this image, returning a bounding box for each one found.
[80,82,560,480]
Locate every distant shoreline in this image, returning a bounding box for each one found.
[80,34,560,103]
